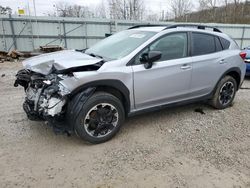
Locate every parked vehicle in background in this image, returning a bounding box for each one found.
[242,46,250,76]
[14,24,246,144]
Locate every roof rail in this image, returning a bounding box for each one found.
[128,24,168,29]
[165,24,222,33]
[128,23,222,33]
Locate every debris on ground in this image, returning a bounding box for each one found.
[8,50,42,59]
[194,108,206,114]
[7,50,23,59]
[0,51,8,57]
[39,45,64,53]
[0,45,63,63]
[0,51,9,62]
[1,50,38,62]
[1,74,5,77]
[240,87,250,90]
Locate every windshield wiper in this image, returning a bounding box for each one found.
[75,48,88,53]
[85,52,116,61]
[86,52,108,62]
[87,53,103,59]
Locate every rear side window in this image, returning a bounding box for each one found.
[192,33,215,56]
[215,37,223,51]
[220,37,230,49]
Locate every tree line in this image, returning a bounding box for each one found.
[174,0,250,24]
[49,0,146,20]
[48,0,250,23]
[1,0,250,24]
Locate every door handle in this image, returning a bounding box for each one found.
[181,64,192,70]
[219,59,226,64]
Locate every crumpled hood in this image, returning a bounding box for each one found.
[22,50,102,75]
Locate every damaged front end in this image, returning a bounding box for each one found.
[14,69,69,121]
[14,50,105,134]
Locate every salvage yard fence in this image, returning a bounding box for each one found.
[1,15,250,52]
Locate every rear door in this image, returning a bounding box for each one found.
[190,32,227,97]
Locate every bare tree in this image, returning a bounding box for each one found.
[221,0,232,22]
[53,2,93,18]
[208,0,217,7]
[53,2,68,17]
[197,0,218,21]
[0,6,12,15]
[94,0,107,18]
[130,0,145,20]
[198,0,210,10]
[208,0,217,21]
[108,0,145,20]
[108,0,121,19]
[170,0,192,19]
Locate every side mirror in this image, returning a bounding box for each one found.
[140,51,162,69]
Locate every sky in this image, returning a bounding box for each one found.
[0,0,177,16]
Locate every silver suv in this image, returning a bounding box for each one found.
[14,24,246,143]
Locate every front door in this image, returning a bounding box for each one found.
[132,32,192,110]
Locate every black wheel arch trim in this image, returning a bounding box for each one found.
[69,79,131,114]
[213,67,242,94]
[66,87,96,131]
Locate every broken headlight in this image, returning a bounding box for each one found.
[58,83,71,96]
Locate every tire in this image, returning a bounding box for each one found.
[74,92,125,144]
[210,75,237,109]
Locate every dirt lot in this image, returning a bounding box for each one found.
[0,61,250,188]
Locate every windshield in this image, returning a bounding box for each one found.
[85,30,156,60]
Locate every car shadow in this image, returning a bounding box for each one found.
[26,101,213,146]
[121,101,212,133]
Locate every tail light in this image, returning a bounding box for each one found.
[239,52,246,60]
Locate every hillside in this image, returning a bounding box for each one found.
[173,2,250,24]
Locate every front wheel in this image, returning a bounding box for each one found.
[74,92,125,144]
[210,75,237,109]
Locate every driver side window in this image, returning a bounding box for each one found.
[134,32,188,65]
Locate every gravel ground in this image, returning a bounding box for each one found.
[0,61,250,188]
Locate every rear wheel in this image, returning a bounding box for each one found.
[210,76,237,109]
[74,92,125,144]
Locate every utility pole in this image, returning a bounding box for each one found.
[109,1,115,19]
[161,10,165,21]
[33,0,37,17]
[33,0,39,43]
[27,0,31,16]
[124,0,126,19]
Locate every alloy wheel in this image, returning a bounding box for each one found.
[83,103,119,138]
[219,81,235,106]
